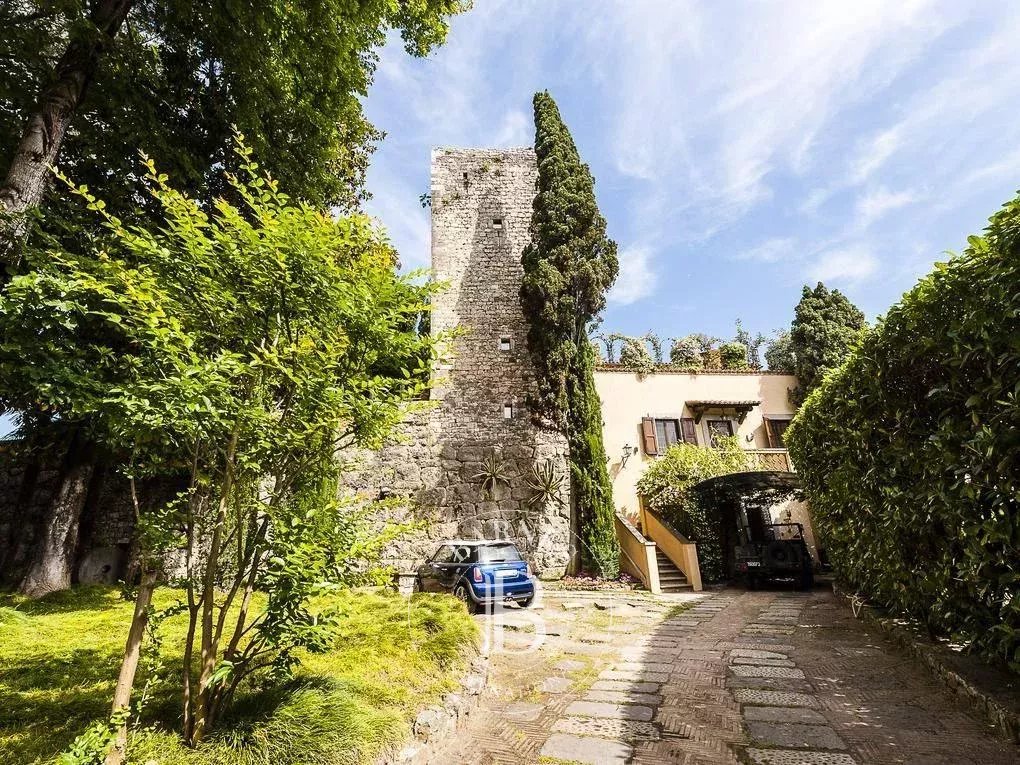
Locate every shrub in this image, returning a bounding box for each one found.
[618,336,653,369]
[669,336,703,369]
[635,437,749,582]
[719,342,747,369]
[786,194,1020,671]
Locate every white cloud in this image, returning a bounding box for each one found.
[855,187,919,227]
[360,0,1020,326]
[735,238,798,263]
[809,246,879,284]
[850,128,904,184]
[491,109,531,147]
[609,246,656,306]
[581,0,955,244]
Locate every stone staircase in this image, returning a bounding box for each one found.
[655,549,692,592]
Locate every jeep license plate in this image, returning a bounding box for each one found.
[746,561,761,567]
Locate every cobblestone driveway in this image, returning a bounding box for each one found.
[434,586,1017,764]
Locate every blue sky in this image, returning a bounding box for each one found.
[363,0,1020,342]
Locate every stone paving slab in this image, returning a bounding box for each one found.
[564,700,655,721]
[732,656,797,667]
[598,668,670,683]
[730,664,807,679]
[539,733,632,764]
[727,675,816,692]
[743,625,796,635]
[551,716,661,741]
[745,721,846,751]
[584,689,663,705]
[743,705,827,724]
[539,676,573,693]
[590,679,660,693]
[615,660,674,673]
[733,689,819,707]
[731,648,790,660]
[725,642,797,652]
[745,748,858,765]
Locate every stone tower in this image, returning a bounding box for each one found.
[344,148,573,577]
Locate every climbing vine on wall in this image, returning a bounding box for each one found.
[520,91,620,577]
[636,437,749,583]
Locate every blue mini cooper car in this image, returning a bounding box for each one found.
[415,540,535,612]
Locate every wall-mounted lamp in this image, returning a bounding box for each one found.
[745,434,755,443]
[620,443,639,468]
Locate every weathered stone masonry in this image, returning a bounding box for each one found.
[0,148,575,581]
[344,148,573,577]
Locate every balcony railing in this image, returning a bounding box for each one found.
[745,448,794,472]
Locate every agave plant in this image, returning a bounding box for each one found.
[525,459,565,507]
[472,452,513,497]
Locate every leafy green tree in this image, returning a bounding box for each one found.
[0,0,464,267]
[520,91,619,576]
[719,341,748,370]
[733,318,765,369]
[764,329,795,372]
[0,143,442,758]
[1,0,462,592]
[788,283,867,403]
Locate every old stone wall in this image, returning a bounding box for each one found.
[0,443,140,585]
[342,148,573,577]
[0,147,575,584]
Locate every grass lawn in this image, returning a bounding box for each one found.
[0,586,478,764]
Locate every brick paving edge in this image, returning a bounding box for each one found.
[832,581,1020,743]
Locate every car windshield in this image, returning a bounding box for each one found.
[476,543,522,563]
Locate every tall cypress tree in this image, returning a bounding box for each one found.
[520,91,619,576]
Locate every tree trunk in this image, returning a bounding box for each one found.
[103,565,157,765]
[0,455,41,583]
[191,428,239,744]
[73,459,108,583]
[17,432,98,597]
[0,0,134,270]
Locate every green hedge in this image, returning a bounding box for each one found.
[786,195,1020,671]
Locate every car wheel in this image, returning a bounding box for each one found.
[746,574,759,590]
[799,569,815,590]
[454,583,478,613]
[519,594,534,608]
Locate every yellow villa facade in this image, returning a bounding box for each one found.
[592,366,819,592]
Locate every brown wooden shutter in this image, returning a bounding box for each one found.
[764,418,776,448]
[680,417,698,445]
[641,417,658,455]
